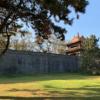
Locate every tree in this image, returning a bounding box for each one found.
[0,0,88,55]
[9,33,35,51]
[35,33,67,54]
[81,35,100,74]
[47,34,67,54]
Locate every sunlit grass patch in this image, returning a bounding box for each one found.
[0,73,100,99]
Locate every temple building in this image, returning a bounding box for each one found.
[66,33,84,56]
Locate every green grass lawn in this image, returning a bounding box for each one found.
[0,73,100,100]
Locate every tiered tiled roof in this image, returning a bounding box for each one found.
[66,33,83,55]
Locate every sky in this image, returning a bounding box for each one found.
[63,0,100,45]
[27,0,100,45]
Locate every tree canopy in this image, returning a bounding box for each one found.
[0,0,88,55]
[81,35,100,74]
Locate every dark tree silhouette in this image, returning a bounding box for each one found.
[0,0,88,55]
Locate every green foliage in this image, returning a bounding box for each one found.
[0,0,89,55]
[81,35,100,75]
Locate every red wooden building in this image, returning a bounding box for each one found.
[66,33,84,55]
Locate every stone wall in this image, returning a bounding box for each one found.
[0,50,80,74]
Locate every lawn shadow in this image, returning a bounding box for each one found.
[0,96,71,100]
[0,73,98,84]
[6,84,100,99]
[0,96,100,100]
[0,73,100,99]
[43,85,100,97]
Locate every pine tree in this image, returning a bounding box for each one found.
[81,35,100,74]
[0,0,88,55]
